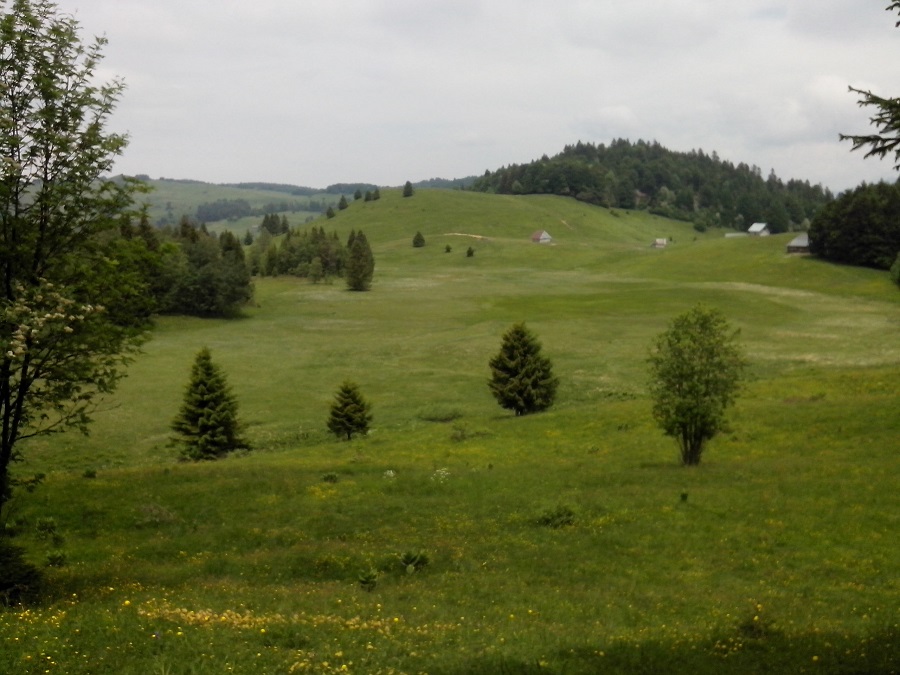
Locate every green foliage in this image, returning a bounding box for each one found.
[326,381,372,440]
[162,221,254,316]
[345,231,375,291]
[171,348,249,460]
[0,0,148,514]
[259,213,289,235]
[840,2,900,170]
[470,139,832,233]
[357,567,377,591]
[890,251,900,287]
[467,246,475,257]
[403,181,414,198]
[412,231,426,247]
[808,181,900,270]
[253,225,345,279]
[488,323,559,416]
[536,504,576,528]
[648,305,746,466]
[338,195,349,211]
[399,549,429,573]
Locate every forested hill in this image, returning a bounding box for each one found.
[469,139,834,233]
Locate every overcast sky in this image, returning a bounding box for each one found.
[68,0,899,192]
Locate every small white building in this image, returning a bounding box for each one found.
[748,222,770,236]
[531,230,552,244]
[651,238,668,248]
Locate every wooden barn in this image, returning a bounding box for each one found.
[786,232,810,254]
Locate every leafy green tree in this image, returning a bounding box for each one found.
[808,181,900,270]
[840,2,900,170]
[403,181,414,197]
[309,257,324,284]
[171,347,248,460]
[346,231,374,291]
[412,231,426,248]
[890,251,900,288]
[488,323,559,416]
[648,305,746,466]
[373,188,381,201]
[354,189,363,201]
[1,0,149,515]
[165,225,253,316]
[467,246,475,257]
[326,381,372,440]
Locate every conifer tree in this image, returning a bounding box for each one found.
[327,381,372,440]
[488,323,559,416]
[171,348,248,460]
[345,231,374,291]
[412,231,426,247]
[403,181,414,197]
[338,195,349,210]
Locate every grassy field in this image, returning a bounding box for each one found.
[3,189,899,674]
[135,178,339,233]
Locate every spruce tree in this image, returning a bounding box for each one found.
[171,347,248,460]
[327,381,372,440]
[345,231,374,291]
[488,323,559,416]
[412,231,426,247]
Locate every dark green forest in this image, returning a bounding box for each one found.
[809,180,900,270]
[470,139,834,233]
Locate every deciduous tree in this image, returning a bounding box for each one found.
[648,305,746,466]
[488,323,559,416]
[1,0,148,515]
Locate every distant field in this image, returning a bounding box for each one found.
[134,178,342,233]
[4,189,898,674]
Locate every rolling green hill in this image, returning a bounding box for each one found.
[4,189,899,674]
[132,178,344,232]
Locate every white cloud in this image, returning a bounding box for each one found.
[62,0,900,190]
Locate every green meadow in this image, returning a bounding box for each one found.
[3,189,899,674]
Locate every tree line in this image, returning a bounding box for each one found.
[469,139,833,233]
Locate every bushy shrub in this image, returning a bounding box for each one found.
[537,505,576,528]
[0,539,42,605]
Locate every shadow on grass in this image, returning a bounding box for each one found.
[441,625,899,675]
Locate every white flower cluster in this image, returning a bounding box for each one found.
[431,467,450,483]
[3,280,103,360]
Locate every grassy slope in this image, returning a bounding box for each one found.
[135,179,339,233]
[4,189,899,674]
